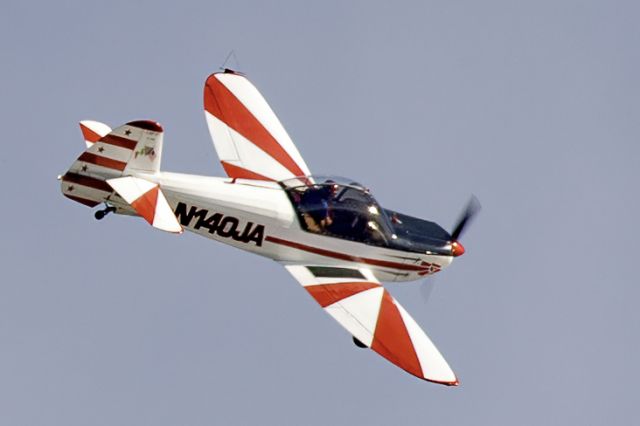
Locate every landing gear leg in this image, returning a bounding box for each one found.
[95,204,116,220]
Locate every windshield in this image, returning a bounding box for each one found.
[281,176,396,247]
[281,176,452,254]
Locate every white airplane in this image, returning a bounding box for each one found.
[59,69,479,385]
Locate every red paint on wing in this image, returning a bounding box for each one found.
[306,282,379,308]
[204,74,305,177]
[221,161,274,181]
[131,186,159,225]
[371,291,423,378]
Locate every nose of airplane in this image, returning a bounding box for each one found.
[451,241,465,257]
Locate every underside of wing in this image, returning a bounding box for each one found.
[203,70,311,181]
[284,264,458,385]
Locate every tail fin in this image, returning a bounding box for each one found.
[123,120,163,174]
[61,120,164,208]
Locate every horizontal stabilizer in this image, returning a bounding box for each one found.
[79,120,111,147]
[107,176,182,234]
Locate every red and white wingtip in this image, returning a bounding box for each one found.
[285,265,458,385]
[79,120,111,148]
[203,72,311,182]
[106,176,182,234]
[391,301,459,385]
[356,289,457,385]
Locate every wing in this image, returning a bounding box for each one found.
[284,264,458,385]
[203,70,311,181]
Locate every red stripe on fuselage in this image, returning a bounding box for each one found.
[264,236,429,273]
[204,74,306,177]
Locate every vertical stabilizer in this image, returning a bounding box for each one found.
[61,120,164,208]
[123,120,164,174]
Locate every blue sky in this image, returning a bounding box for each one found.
[1,1,638,424]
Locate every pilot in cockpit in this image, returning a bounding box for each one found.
[299,181,339,233]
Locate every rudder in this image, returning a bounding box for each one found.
[124,120,163,174]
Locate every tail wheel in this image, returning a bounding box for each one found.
[94,205,116,220]
[352,336,367,349]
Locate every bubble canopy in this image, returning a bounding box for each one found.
[279,175,365,190]
[279,176,453,255]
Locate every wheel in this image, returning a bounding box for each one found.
[352,336,367,349]
[94,210,105,220]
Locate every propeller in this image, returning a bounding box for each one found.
[420,195,481,305]
[450,195,481,243]
[419,275,437,304]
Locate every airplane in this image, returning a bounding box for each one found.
[59,68,479,386]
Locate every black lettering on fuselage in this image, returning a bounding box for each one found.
[175,202,198,226]
[174,202,265,246]
[217,216,239,238]
[236,222,253,241]
[196,212,222,234]
[246,224,265,246]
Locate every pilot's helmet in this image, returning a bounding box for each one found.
[324,179,339,196]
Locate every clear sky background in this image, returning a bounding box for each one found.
[1,1,638,425]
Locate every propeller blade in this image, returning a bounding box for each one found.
[451,195,481,241]
[420,276,437,305]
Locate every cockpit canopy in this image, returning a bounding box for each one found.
[280,176,453,255]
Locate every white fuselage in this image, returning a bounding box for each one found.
[138,171,453,282]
